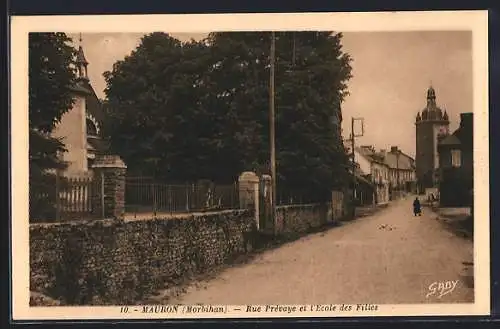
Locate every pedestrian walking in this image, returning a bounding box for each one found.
[413,197,422,216]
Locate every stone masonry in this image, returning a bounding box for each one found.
[275,203,330,236]
[30,209,256,305]
[91,155,126,219]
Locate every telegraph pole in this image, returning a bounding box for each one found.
[270,31,277,233]
[396,149,400,198]
[351,119,356,201]
[350,117,364,217]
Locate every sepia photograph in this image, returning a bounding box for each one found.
[11,11,489,320]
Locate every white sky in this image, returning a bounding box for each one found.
[69,31,472,158]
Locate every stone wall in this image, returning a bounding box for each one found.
[275,203,330,236]
[30,210,256,305]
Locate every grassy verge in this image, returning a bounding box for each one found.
[427,204,473,241]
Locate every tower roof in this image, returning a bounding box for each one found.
[76,46,88,66]
[420,85,447,122]
[427,86,436,99]
[443,110,449,121]
[75,34,88,66]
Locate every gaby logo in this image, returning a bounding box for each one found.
[426,280,459,299]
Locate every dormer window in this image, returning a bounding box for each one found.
[86,118,98,137]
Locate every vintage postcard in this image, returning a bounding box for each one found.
[10,11,489,320]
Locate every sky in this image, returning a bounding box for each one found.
[69,31,472,158]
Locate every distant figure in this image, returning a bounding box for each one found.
[413,197,422,216]
[431,193,437,206]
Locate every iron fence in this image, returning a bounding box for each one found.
[125,177,239,217]
[276,189,321,206]
[29,174,101,223]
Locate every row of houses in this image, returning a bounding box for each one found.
[346,143,416,206]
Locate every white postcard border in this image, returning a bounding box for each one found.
[10,10,490,320]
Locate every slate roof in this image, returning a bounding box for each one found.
[87,138,110,154]
[438,134,461,146]
[438,113,473,149]
[355,146,389,167]
[69,82,92,95]
[383,152,414,170]
[355,146,414,171]
[76,46,89,65]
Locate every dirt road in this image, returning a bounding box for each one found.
[166,197,474,305]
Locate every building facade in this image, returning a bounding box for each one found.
[415,86,450,193]
[348,143,416,203]
[384,146,417,193]
[353,146,391,205]
[51,37,108,177]
[437,113,473,207]
[370,154,390,205]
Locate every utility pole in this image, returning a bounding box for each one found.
[350,117,364,217]
[396,149,400,198]
[270,31,277,234]
[351,120,356,201]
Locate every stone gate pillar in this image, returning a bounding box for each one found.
[91,155,127,220]
[238,172,260,229]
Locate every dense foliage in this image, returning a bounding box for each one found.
[29,32,77,218]
[103,32,352,201]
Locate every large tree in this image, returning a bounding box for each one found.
[274,32,352,199]
[103,33,214,181]
[29,32,78,219]
[203,32,352,200]
[103,31,353,199]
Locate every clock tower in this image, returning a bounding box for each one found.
[415,86,450,192]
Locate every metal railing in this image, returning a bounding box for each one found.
[29,174,100,223]
[276,189,322,206]
[125,177,239,217]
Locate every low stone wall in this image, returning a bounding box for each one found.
[30,210,256,305]
[275,203,330,236]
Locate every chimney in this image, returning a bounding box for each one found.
[390,146,398,153]
[460,112,473,130]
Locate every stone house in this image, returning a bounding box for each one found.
[370,152,391,205]
[347,143,416,203]
[383,146,417,193]
[437,113,473,207]
[51,37,109,177]
[350,146,390,205]
[357,146,391,205]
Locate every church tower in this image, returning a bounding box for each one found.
[415,86,450,192]
[52,34,108,176]
[76,34,89,81]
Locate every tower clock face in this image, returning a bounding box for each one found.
[439,125,448,135]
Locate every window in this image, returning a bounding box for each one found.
[451,149,461,167]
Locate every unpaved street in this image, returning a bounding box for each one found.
[168,197,474,305]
